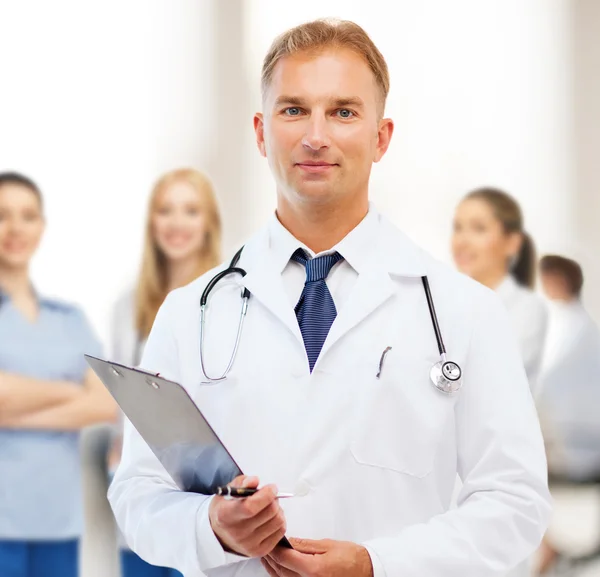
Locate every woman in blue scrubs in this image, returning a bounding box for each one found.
[0,172,118,577]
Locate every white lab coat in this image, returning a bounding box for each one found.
[496,276,548,397]
[109,211,551,577]
[111,290,144,366]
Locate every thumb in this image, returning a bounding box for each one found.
[288,537,330,554]
[230,475,259,489]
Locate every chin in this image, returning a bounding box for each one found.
[0,255,32,269]
[293,184,340,205]
[455,263,474,277]
[161,247,199,261]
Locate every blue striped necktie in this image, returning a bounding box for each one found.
[291,248,344,372]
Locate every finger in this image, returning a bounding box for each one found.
[220,487,279,526]
[230,499,281,537]
[269,546,314,573]
[261,558,280,577]
[288,537,330,554]
[255,522,287,557]
[263,556,301,577]
[229,475,260,489]
[252,505,286,545]
[238,484,279,517]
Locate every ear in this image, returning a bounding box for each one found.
[374,118,394,163]
[254,113,267,158]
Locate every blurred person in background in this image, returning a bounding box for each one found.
[107,167,222,577]
[452,187,548,577]
[0,172,117,577]
[536,256,600,574]
[452,187,548,396]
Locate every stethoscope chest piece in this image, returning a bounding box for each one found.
[429,360,463,394]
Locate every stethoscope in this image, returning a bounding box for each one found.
[199,247,463,394]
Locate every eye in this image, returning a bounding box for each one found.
[284,107,302,116]
[23,211,40,222]
[336,109,354,119]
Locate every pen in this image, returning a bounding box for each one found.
[376,346,392,378]
[215,486,295,499]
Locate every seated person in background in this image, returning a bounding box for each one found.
[0,171,117,577]
[536,255,600,573]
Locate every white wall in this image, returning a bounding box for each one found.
[570,0,600,322]
[0,0,589,337]
[0,3,218,576]
[243,0,574,270]
[0,0,218,346]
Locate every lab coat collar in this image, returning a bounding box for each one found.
[238,203,429,350]
[495,275,520,305]
[264,202,428,278]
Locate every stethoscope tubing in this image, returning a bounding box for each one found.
[199,246,461,392]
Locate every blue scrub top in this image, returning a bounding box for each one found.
[0,289,102,540]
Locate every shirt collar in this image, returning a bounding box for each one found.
[243,202,428,278]
[0,284,56,309]
[267,202,382,275]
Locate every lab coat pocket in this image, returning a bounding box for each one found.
[349,356,457,478]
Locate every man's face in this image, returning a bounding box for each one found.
[254,48,393,209]
[541,271,573,302]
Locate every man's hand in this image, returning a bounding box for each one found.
[209,475,287,558]
[262,538,374,577]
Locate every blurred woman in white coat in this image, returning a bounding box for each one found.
[107,168,222,577]
[452,187,548,396]
[452,188,548,577]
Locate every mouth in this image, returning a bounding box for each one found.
[295,161,338,174]
[163,233,193,248]
[454,253,476,267]
[2,240,29,253]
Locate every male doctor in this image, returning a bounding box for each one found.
[109,18,552,577]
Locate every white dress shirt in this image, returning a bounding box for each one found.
[269,207,379,310]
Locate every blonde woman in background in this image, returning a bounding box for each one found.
[107,168,222,577]
[452,187,548,395]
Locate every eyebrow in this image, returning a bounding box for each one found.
[273,96,365,109]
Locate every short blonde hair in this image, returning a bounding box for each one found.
[261,18,390,112]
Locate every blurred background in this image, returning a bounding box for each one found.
[1,0,599,576]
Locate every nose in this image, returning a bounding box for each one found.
[5,217,25,235]
[301,113,330,151]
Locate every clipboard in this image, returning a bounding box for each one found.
[85,354,293,549]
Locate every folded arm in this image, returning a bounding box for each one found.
[0,371,82,419]
[0,368,118,430]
